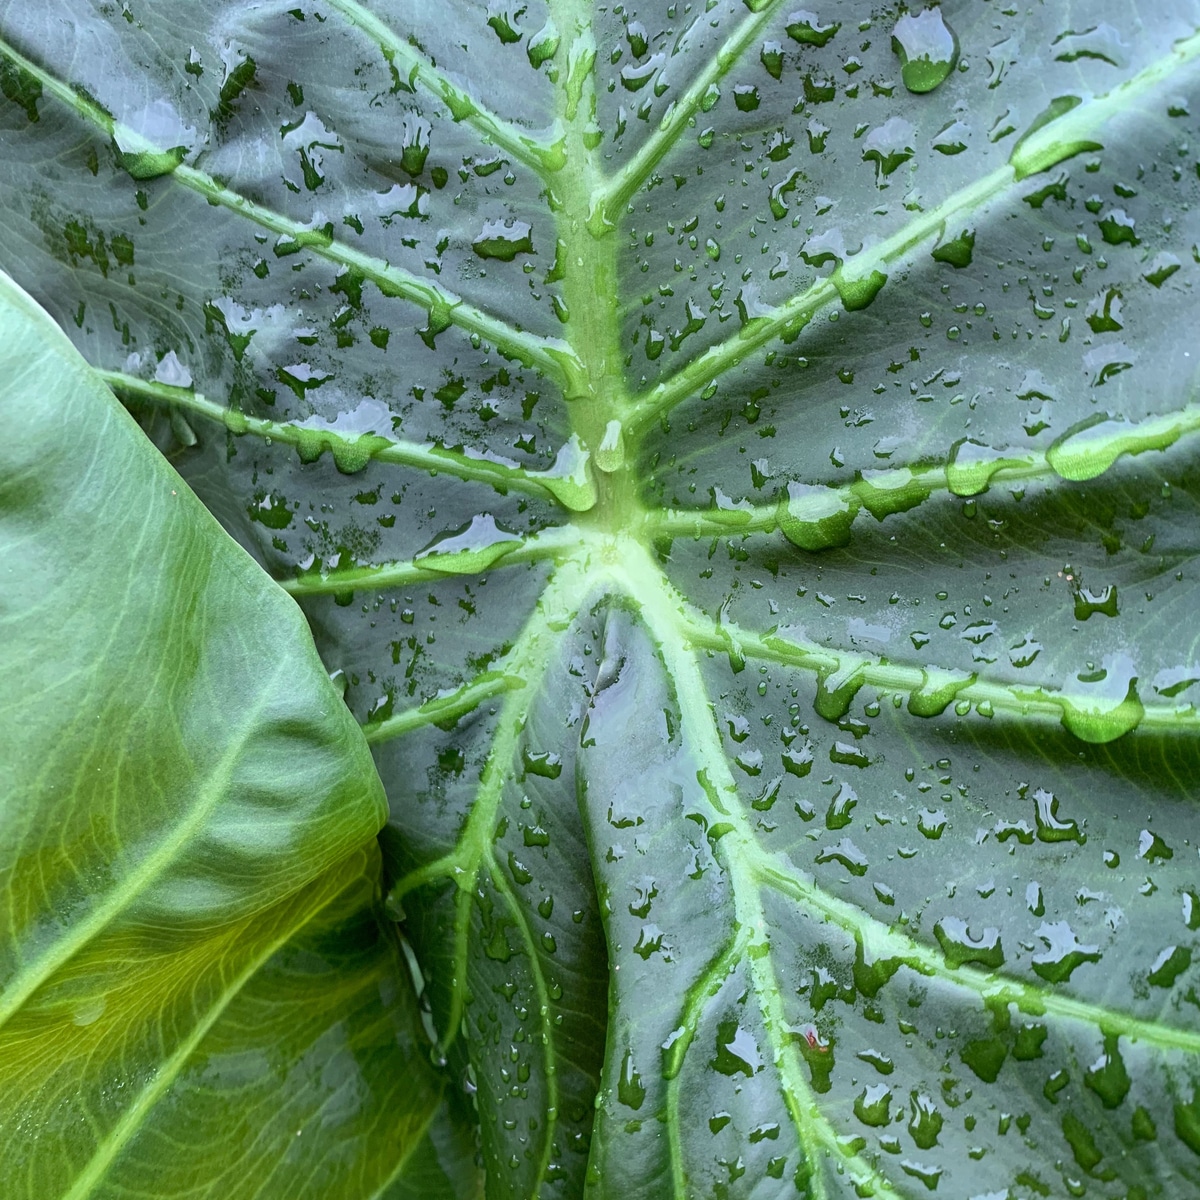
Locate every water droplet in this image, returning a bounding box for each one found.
[945,439,1028,496]
[1047,411,1189,482]
[933,917,1004,969]
[486,1,525,44]
[1032,788,1084,844]
[825,781,859,828]
[594,420,625,473]
[1148,944,1191,988]
[814,658,866,721]
[908,667,975,717]
[527,19,560,68]
[542,434,598,511]
[473,218,534,261]
[861,117,915,180]
[711,1020,763,1077]
[733,84,761,112]
[829,738,869,772]
[1031,920,1101,983]
[760,41,784,80]
[891,8,959,94]
[415,513,522,574]
[854,466,931,517]
[1059,654,1143,743]
[1073,582,1119,621]
[1010,96,1103,181]
[522,750,562,780]
[1053,24,1127,68]
[618,1049,646,1109]
[508,852,533,885]
[1098,208,1139,246]
[815,837,868,876]
[778,483,858,550]
[908,1092,943,1149]
[917,809,946,839]
[960,1037,1006,1082]
[854,1084,892,1127]
[931,225,975,268]
[932,118,969,155]
[785,11,841,47]
[856,1048,894,1075]
[1084,1034,1131,1108]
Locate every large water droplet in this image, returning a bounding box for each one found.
[933,917,1004,969]
[542,434,597,511]
[778,483,858,550]
[854,1084,892,1127]
[1031,920,1101,983]
[785,11,840,47]
[891,8,959,93]
[711,1020,763,1077]
[945,439,1031,496]
[618,1048,646,1109]
[1059,654,1143,743]
[908,667,975,717]
[473,218,534,261]
[415,513,522,574]
[908,1092,943,1149]
[1148,944,1192,988]
[861,117,915,180]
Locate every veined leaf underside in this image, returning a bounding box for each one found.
[4,0,1200,1196]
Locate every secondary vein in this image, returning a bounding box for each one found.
[0,32,582,391]
[97,370,585,508]
[324,0,565,177]
[626,26,1200,431]
[596,0,792,229]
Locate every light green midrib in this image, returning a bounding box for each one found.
[6,6,1200,1194]
[0,682,273,1033]
[487,850,562,1200]
[680,611,1200,735]
[281,524,586,595]
[60,861,362,1200]
[363,672,520,745]
[663,932,744,1199]
[386,555,594,908]
[623,545,907,1200]
[380,555,596,1195]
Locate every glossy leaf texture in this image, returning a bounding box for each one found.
[3,1,1200,1196]
[0,270,474,1199]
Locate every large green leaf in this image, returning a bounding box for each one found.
[3,1,1200,1196]
[0,270,472,1198]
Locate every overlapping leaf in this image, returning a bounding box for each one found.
[4,0,1200,1196]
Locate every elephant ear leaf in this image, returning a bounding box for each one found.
[0,271,464,1199]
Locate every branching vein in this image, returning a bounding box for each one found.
[324,0,566,176]
[626,25,1200,430]
[647,403,1200,539]
[97,370,593,509]
[0,32,582,390]
[596,0,791,229]
[280,524,587,595]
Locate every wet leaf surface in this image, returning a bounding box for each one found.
[4,0,1200,1196]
